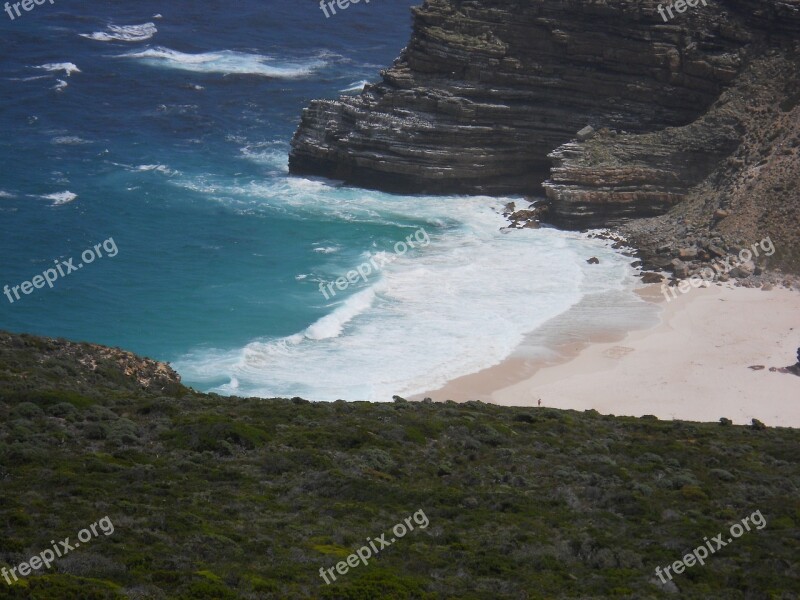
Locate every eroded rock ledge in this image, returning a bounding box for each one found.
[614,49,800,277]
[290,0,798,234]
[543,118,741,228]
[291,0,744,194]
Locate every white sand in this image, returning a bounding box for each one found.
[421,284,800,427]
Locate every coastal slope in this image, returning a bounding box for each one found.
[0,331,799,597]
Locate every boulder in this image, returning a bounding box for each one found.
[671,258,690,278]
[731,260,756,277]
[576,125,596,142]
[641,272,665,283]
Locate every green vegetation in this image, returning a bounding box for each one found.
[0,332,798,598]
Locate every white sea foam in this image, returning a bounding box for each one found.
[35,63,81,77]
[51,136,90,145]
[0,191,15,199]
[14,75,50,81]
[42,191,77,205]
[81,22,157,42]
[53,79,68,92]
[136,164,179,176]
[305,286,378,340]
[341,79,369,93]
[173,170,649,402]
[240,143,289,172]
[118,47,326,78]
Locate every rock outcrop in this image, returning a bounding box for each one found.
[290,0,799,269]
[0,331,185,397]
[617,49,800,277]
[291,0,759,193]
[544,118,741,228]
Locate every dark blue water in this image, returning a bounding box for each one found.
[0,0,418,351]
[0,0,643,400]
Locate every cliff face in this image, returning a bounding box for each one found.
[290,0,799,230]
[614,49,800,276]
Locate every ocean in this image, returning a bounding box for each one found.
[0,0,655,401]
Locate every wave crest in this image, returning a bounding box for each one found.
[41,191,77,205]
[118,47,326,78]
[35,63,80,76]
[81,22,157,42]
[341,79,369,93]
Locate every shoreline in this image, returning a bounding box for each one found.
[410,283,662,403]
[415,282,800,428]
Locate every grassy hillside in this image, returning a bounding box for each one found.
[0,332,798,599]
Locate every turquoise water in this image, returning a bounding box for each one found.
[0,1,648,401]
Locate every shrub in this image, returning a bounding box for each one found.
[681,485,709,500]
[11,402,43,419]
[164,417,270,452]
[86,406,118,422]
[319,570,432,600]
[4,574,124,599]
[108,419,140,445]
[47,402,78,418]
[84,423,110,440]
[176,580,237,600]
[709,468,736,481]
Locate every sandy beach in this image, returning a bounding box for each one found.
[418,283,800,427]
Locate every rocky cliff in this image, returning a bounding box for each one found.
[290,0,799,260]
[616,49,800,276]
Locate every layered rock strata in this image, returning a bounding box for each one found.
[291,0,765,194]
[544,119,741,228]
[290,0,799,270]
[617,49,800,277]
